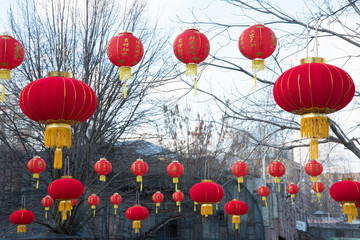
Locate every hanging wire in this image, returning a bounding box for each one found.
[21,195,26,209]
[306,21,309,58]
[64,156,70,176]
[136,191,139,205]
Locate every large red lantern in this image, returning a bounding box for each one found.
[258,185,270,207]
[173,28,210,94]
[167,160,184,191]
[0,34,25,101]
[305,160,323,182]
[286,183,299,205]
[110,193,122,215]
[107,31,144,98]
[131,159,148,192]
[224,200,248,230]
[231,160,249,192]
[19,72,98,169]
[239,24,277,89]
[330,179,360,223]
[273,57,355,160]
[48,176,84,221]
[41,195,54,219]
[152,191,164,214]
[173,190,184,213]
[125,205,149,233]
[268,160,286,192]
[27,156,46,189]
[94,158,112,182]
[10,209,35,233]
[190,180,224,217]
[88,194,100,217]
[312,182,325,203]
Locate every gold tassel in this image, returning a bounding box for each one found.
[186,63,197,77]
[311,176,317,182]
[201,203,213,217]
[100,175,106,182]
[238,183,240,192]
[36,179,39,189]
[252,59,264,71]
[300,113,329,139]
[62,211,67,221]
[317,193,321,203]
[254,74,257,92]
[232,215,240,229]
[262,197,268,207]
[238,177,244,183]
[179,203,181,213]
[216,203,219,210]
[173,177,178,183]
[175,183,178,191]
[33,173,39,179]
[156,207,158,214]
[343,203,357,223]
[194,202,198,211]
[133,220,141,233]
[291,194,295,205]
[59,200,72,220]
[136,176,143,191]
[114,205,118,215]
[17,225,26,233]
[310,139,319,160]
[45,211,47,219]
[93,209,96,217]
[0,69,10,80]
[194,77,197,96]
[54,148,63,169]
[120,67,131,99]
[1,83,5,102]
[45,123,72,148]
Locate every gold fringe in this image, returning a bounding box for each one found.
[33,173,39,179]
[262,197,268,207]
[311,176,317,182]
[59,200,72,212]
[54,148,63,169]
[156,207,158,214]
[45,211,47,219]
[343,203,357,223]
[194,77,197,96]
[0,69,10,80]
[1,83,4,102]
[100,175,106,182]
[238,177,243,183]
[278,183,280,193]
[62,211,67,221]
[254,74,257,92]
[17,225,26,233]
[36,179,39,189]
[45,123,71,148]
[216,203,218,210]
[176,201,180,206]
[140,182,143,192]
[179,204,181,213]
[291,195,295,205]
[194,202,198,211]
[120,67,131,99]
[186,63,197,77]
[133,220,141,233]
[175,183,178,191]
[252,59,264,71]
[136,176,142,182]
[93,209,96,217]
[300,114,329,139]
[201,204,213,217]
[310,139,319,160]
[156,203,160,207]
[233,216,240,230]
[238,183,240,192]
[173,177,179,184]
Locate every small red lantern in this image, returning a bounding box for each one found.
[94,158,112,182]
[0,34,25,101]
[190,180,224,217]
[27,156,46,189]
[239,24,277,89]
[88,194,100,217]
[167,160,184,191]
[305,160,323,182]
[258,185,270,207]
[10,209,35,233]
[152,191,164,214]
[286,183,299,205]
[173,28,210,94]
[41,195,54,219]
[224,200,248,230]
[312,182,325,203]
[268,160,286,192]
[273,57,355,160]
[48,176,84,221]
[330,179,360,223]
[131,159,148,192]
[107,31,144,98]
[110,193,122,215]
[173,190,184,213]
[19,72,98,169]
[231,160,249,192]
[125,205,149,233]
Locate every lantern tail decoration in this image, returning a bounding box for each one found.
[119,67,131,98]
[252,59,265,72]
[186,63,198,95]
[237,177,243,192]
[173,177,179,191]
[0,69,10,79]
[232,215,241,229]
[317,193,321,203]
[343,203,358,223]
[59,200,72,221]
[274,177,280,192]
[310,139,319,160]
[262,196,268,207]
[44,207,49,219]
[194,202,198,211]
[177,201,181,213]
[34,174,39,189]
[201,203,213,217]
[156,203,160,214]
[114,205,118,215]
[137,176,143,192]
[1,83,5,102]
[291,194,295,205]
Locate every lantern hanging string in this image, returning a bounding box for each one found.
[21,195,26,209]
[136,191,139,205]
[306,21,309,59]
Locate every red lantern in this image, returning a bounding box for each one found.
[305,160,323,182]
[312,182,325,203]
[286,183,299,205]
[330,179,360,223]
[0,34,25,101]
[273,58,355,159]
[152,191,164,214]
[110,193,122,215]
[48,176,84,221]
[125,205,149,233]
[94,158,112,182]
[231,160,249,192]
[41,195,54,219]
[107,31,144,98]
[173,190,184,213]
[27,156,46,189]
[258,185,270,207]
[19,72,98,169]
[88,194,100,217]
[10,209,34,233]
[173,28,210,94]
[190,180,224,217]
[239,24,277,89]
[268,160,286,192]
[224,200,248,230]
[167,160,184,191]
[131,159,148,192]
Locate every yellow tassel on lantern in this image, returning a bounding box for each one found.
[343,202,357,223]
[201,203,213,217]
[254,74,257,92]
[317,193,321,203]
[133,220,141,233]
[59,200,72,221]
[262,196,268,207]
[45,123,72,148]
[311,176,318,182]
[186,63,198,95]
[194,77,197,96]
[156,202,160,214]
[120,67,131,98]
[274,177,280,192]
[232,215,241,229]
[0,69,10,80]
[136,176,143,191]
[310,139,319,160]
[300,113,329,139]
[238,177,243,192]
[1,83,5,102]
[114,205,118,215]
[54,148,63,169]
[17,225,26,233]
[291,194,295,205]
[173,177,178,191]
[252,59,264,72]
[33,173,40,189]
[194,202,198,211]
[176,202,181,213]
[100,175,106,182]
